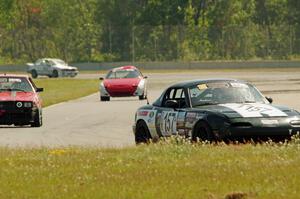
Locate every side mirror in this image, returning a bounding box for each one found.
[36,88,44,92]
[144,76,148,79]
[164,100,178,109]
[99,77,104,80]
[266,97,273,104]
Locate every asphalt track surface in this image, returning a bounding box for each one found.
[1,70,300,148]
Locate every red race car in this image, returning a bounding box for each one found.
[0,74,43,127]
[99,66,147,101]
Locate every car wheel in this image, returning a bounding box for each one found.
[139,92,147,100]
[31,70,38,78]
[52,70,59,78]
[135,120,152,144]
[139,95,145,100]
[192,121,214,142]
[31,109,43,127]
[100,96,110,101]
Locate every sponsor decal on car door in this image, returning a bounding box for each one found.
[160,111,178,136]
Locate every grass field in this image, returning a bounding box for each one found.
[1,138,300,199]
[33,78,99,107]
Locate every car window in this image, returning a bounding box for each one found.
[166,89,174,99]
[41,60,46,65]
[48,60,55,66]
[175,88,184,98]
[35,59,42,65]
[0,77,33,92]
[106,69,140,79]
[44,60,51,66]
[53,59,66,65]
[162,87,187,108]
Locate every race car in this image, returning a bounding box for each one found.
[27,58,78,78]
[0,74,43,127]
[133,79,300,143]
[99,66,147,101]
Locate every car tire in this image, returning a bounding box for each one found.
[139,92,147,100]
[192,121,214,142]
[139,95,145,100]
[31,70,38,78]
[52,70,59,78]
[135,120,152,144]
[100,96,110,101]
[31,109,42,127]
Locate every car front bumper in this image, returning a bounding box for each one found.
[0,108,38,125]
[225,126,300,139]
[99,80,146,97]
[61,70,78,77]
[218,117,300,140]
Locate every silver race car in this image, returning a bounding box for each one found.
[27,58,78,78]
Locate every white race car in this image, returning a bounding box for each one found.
[27,58,78,78]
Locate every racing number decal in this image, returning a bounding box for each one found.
[221,104,287,117]
[239,104,272,113]
[160,111,178,136]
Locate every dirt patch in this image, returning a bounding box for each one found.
[225,192,248,199]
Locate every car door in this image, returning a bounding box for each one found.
[157,87,188,137]
[39,59,49,75]
[44,60,54,75]
[34,59,43,74]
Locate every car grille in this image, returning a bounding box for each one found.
[0,101,15,111]
[0,101,32,112]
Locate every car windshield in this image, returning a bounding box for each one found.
[0,77,33,92]
[53,59,67,65]
[106,69,140,79]
[189,82,267,106]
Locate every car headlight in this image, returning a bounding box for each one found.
[137,79,145,89]
[16,102,23,108]
[24,102,32,108]
[290,120,300,126]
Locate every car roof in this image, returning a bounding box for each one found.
[111,65,138,71]
[169,78,246,88]
[0,74,29,78]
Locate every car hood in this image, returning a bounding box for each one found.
[0,91,36,102]
[53,64,78,70]
[194,103,297,118]
[104,78,141,87]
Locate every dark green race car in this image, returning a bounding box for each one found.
[133,79,300,143]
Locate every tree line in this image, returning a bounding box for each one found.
[0,0,299,63]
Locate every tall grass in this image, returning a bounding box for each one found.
[1,138,300,199]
